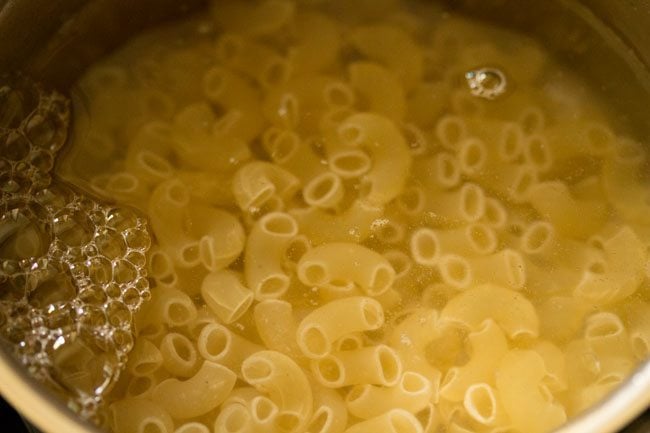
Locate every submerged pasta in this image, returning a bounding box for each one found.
[60,1,650,432]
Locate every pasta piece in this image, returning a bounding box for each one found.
[434,115,468,151]
[213,403,253,433]
[307,386,348,433]
[583,312,634,362]
[245,212,299,300]
[343,409,423,433]
[152,361,237,419]
[346,371,433,419]
[438,254,472,289]
[232,161,300,212]
[296,296,384,358]
[142,287,197,329]
[298,243,395,296]
[627,303,650,360]
[467,249,526,290]
[349,24,423,90]
[175,422,210,433]
[495,350,566,433]
[481,197,508,229]
[159,332,198,378]
[172,103,254,172]
[291,200,383,244]
[463,383,507,427]
[254,300,304,361]
[216,33,290,88]
[440,284,539,339]
[537,296,588,342]
[457,137,487,177]
[126,338,163,377]
[201,270,253,324]
[187,205,246,271]
[574,226,647,305]
[526,181,607,239]
[176,170,235,207]
[242,350,313,432]
[532,341,568,392]
[263,128,325,182]
[435,223,498,256]
[111,399,173,433]
[349,61,406,121]
[303,171,344,210]
[338,112,412,205]
[249,395,280,431]
[312,345,402,387]
[196,323,263,377]
[439,319,508,401]
[409,228,440,267]
[422,183,486,226]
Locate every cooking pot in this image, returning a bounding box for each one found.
[0,1,648,432]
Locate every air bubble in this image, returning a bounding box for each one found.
[52,209,93,247]
[2,131,31,161]
[465,67,507,100]
[0,75,152,423]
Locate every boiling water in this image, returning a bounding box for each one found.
[0,76,151,421]
[1,0,650,432]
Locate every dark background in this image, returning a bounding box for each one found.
[2,395,649,433]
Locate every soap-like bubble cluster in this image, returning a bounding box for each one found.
[0,75,151,422]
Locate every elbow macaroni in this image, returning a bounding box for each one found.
[76,2,650,432]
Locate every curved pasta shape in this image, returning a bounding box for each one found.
[347,371,433,419]
[126,338,163,377]
[439,319,508,401]
[422,182,486,226]
[467,249,526,290]
[297,243,395,296]
[185,205,246,272]
[574,226,646,305]
[296,296,384,358]
[249,395,281,431]
[159,332,198,378]
[143,287,197,329]
[440,284,539,339]
[338,113,411,205]
[526,181,607,239]
[172,103,254,172]
[291,200,383,245]
[495,350,567,433]
[213,403,254,433]
[111,399,173,433]
[303,171,345,210]
[254,300,304,361]
[307,386,348,433]
[174,422,210,433]
[215,33,290,88]
[312,345,402,388]
[463,383,507,427]
[343,409,423,433]
[232,161,300,212]
[196,323,263,377]
[151,361,237,419]
[201,270,253,324]
[242,350,313,433]
[245,212,299,300]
